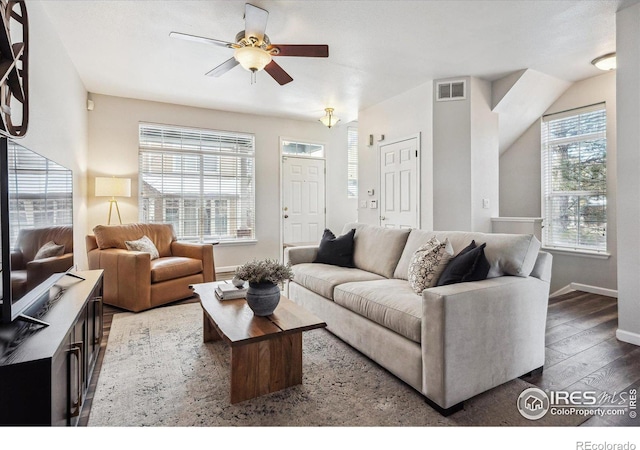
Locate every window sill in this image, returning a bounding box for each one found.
[214,239,258,247]
[541,246,611,259]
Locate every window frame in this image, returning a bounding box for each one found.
[138,122,256,245]
[541,103,608,256]
[347,127,358,199]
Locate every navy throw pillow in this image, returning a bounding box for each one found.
[314,228,356,268]
[436,241,490,286]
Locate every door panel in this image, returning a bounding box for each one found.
[283,156,326,244]
[380,137,419,229]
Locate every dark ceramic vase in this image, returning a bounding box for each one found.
[246,282,280,316]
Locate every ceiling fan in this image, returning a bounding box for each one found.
[170,3,329,85]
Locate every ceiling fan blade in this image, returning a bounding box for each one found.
[244,3,269,43]
[268,44,329,58]
[264,60,293,85]
[205,57,240,77]
[170,31,234,48]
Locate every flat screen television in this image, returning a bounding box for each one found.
[0,138,75,326]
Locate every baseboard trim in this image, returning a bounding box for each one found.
[215,265,238,274]
[550,283,618,299]
[616,329,640,346]
[549,285,574,298]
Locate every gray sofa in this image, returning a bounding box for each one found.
[285,222,552,415]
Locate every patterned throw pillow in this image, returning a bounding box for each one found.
[408,237,454,294]
[34,241,65,260]
[124,235,160,260]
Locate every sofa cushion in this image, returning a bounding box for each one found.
[436,241,490,286]
[407,237,453,293]
[314,228,356,268]
[333,279,422,343]
[341,222,410,278]
[125,235,160,260]
[291,263,385,300]
[394,229,541,279]
[150,257,203,283]
[34,241,65,260]
[93,223,176,257]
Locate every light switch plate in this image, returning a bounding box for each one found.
[369,200,378,209]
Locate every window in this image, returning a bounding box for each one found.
[347,127,358,199]
[541,104,607,253]
[139,123,255,243]
[281,140,324,157]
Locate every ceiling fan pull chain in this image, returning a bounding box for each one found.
[251,71,257,85]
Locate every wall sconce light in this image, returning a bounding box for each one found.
[95,176,131,225]
[591,52,616,71]
[319,107,340,128]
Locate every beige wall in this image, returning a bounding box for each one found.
[499,71,617,293]
[20,2,89,268]
[87,94,356,270]
[433,77,499,232]
[357,81,434,229]
[616,2,640,346]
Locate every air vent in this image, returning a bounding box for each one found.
[436,80,466,101]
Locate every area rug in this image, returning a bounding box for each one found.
[88,303,587,427]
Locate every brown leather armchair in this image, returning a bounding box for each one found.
[86,223,216,312]
[11,226,74,300]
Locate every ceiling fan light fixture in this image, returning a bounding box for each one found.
[234,46,272,72]
[591,52,616,71]
[319,108,340,128]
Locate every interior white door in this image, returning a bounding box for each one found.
[379,136,419,229]
[282,156,326,244]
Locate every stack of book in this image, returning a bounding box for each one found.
[215,282,248,300]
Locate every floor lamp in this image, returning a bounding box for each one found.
[95,176,131,225]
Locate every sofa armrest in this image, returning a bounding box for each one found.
[171,241,215,282]
[10,251,24,270]
[26,253,74,289]
[421,276,550,409]
[87,248,152,312]
[284,245,319,266]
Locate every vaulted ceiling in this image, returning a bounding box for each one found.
[42,0,635,124]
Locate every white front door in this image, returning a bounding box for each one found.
[282,156,326,244]
[379,136,420,229]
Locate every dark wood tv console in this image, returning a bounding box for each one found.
[0,270,104,426]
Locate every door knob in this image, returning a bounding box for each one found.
[284,215,289,219]
[380,216,386,221]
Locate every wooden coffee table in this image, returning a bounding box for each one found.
[191,281,326,404]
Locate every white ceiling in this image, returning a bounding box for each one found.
[41,0,635,124]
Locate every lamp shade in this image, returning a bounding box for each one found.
[95,177,131,197]
[319,108,340,128]
[234,46,272,72]
[591,53,616,71]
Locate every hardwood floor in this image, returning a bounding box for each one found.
[79,286,638,427]
[522,291,639,426]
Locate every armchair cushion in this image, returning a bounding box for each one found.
[34,241,65,260]
[150,257,203,283]
[125,235,160,260]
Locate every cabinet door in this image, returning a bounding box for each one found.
[51,332,73,426]
[87,291,103,370]
[68,314,86,426]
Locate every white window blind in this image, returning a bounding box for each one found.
[139,123,255,243]
[347,127,358,199]
[7,142,73,247]
[541,104,607,252]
